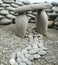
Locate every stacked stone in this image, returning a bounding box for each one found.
[9,34,47,65]
[27,2,58,28]
[0,0,24,25]
[44,2,58,28]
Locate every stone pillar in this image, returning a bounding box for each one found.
[15,14,28,38]
[36,10,48,36]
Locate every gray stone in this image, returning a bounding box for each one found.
[6,6,15,11]
[14,2,24,6]
[11,3,19,8]
[9,58,16,65]
[25,45,32,51]
[22,58,32,65]
[15,14,28,38]
[0,10,8,15]
[25,54,34,61]
[14,3,51,13]
[32,44,38,49]
[0,7,4,10]
[6,14,16,19]
[0,15,4,19]
[52,6,58,12]
[22,49,28,54]
[38,48,47,56]
[3,0,14,3]
[33,54,41,59]
[0,18,12,25]
[10,52,16,59]
[48,21,54,28]
[0,0,3,4]
[17,58,22,64]
[29,48,39,54]
[19,62,26,65]
[1,3,10,7]
[16,51,24,59]
[36,10,48,36]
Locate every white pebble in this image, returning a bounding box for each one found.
[19,62,26,65]
[10,52,16,59]
[22,49,28,54]
[17,58,22,64]
[9,58,16,65]
[38,48,47,56]
[17,51,24,59]
[33,54,41,59]
[22,58,32,65]
[25,54,34,61]
[29,48,39,54]
[32,44,38,49]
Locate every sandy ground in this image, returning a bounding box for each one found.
[0,23,58,65]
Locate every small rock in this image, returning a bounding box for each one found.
[33,54,41,59]
[0,10,8,15]
[17,58,22,64]
[38,48,47,56]
[10,52,16,59]
[0,15,4,19]
[19,62,26,65]
[6,14,16,19]
[22,58,32,65]
[6,7,15,11]
[32,44,38,49]
[17,51,24,59]
[25,59,32,65]
[0,63,4,65]
[25,54,34,61]
[22,49,28,54]
[25,45,32,51]
[28,33,33,43]
[11,3,19,8]
[9,58,16,65]
[29,48,39,54]
[0,18,12,25]
[14,62,18,65]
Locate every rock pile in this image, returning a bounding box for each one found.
[44,2,58,28]
[0,0,24,25]
[0,1,58,28]
[9,34,47,65]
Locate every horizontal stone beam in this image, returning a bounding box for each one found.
[14,3,52,13]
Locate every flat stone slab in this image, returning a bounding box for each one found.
[14,3,52,13]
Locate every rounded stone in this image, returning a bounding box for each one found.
[25,54,34,61]
[15,14,28,38]
[19,62,26,65]
[38,48,47,56]
[17,58,22,64]
[11,3,19,8]
[0,0,3,3]
[32,44,38,49]
[36,10,48,36]
[0,15,4,19]
[22,49,28,54]
[48,21,54,28]
[0,10,8,15]
[33,54,41,59]
[1,3,10,7]
[9,58,16,65]
[10,52,16,59]
[16,51,24,59]
[0,18,12,25]
[22,58,32,65]
[6,6,15,11]
[29,48,39,54]
[6,14,16,19]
